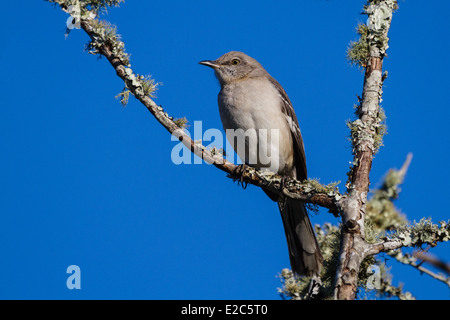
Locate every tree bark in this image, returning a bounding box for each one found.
[334,1,397,300]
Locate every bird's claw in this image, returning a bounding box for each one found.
[279,164,290,192]
[280,175,289,192]
[233,164,248,189]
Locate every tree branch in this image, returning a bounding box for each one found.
[368,219,450,255]
[82,21,344,213]
[334,0,398,300]
[46,0,344,213]
[414,251,450,276]
[387,250,450,288]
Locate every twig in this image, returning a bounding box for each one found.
[414,251,450,276]
[387,250,450,288]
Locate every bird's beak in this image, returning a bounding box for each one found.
[199,60,221,69]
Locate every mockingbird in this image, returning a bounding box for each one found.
[200,51,323,277]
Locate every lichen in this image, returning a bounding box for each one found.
[347,23,370,69]
[388,219,450,248]
[302,179,341,196]
[173,117,189,129]
[114,70,158,107]
[46,0,125,13]
[278,223,341,300]
[85,19,130,67]
[373,107,387,152]
[365,166,408,233]
[277,268,310,300]
[115,87,130,107]
[363,0,398,56]
[81,0,125,13]
[347,1,398,68]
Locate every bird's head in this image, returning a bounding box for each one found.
[199,51,267,85]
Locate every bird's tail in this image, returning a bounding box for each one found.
[278,198,323,277]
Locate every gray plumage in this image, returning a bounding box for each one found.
[200,51,323,276]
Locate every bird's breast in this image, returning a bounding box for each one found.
[217,79,294,173]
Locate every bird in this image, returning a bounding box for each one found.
[199,51,323,277]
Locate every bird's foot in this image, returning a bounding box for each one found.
[280,175,289,192]
[279,164,290,192]
[232,163,248,189]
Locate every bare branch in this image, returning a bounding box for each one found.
[414,251,450,276]
[398,152,413,178]
[387,250,450,288]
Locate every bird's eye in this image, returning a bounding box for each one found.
[231,59,240,65]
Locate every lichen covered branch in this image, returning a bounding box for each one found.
[45,0,343,212]
[334,0,398,300]
[369,219,450,254]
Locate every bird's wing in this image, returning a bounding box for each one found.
[268,76,307,181]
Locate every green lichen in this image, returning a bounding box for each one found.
[46,0,124,13]
[388,219,450,248]
[373,107,387,152]
[363,0,398,56]
[347,23,370,69]
[316,223,342,298]
[347,0,399,66]
[346,105,386,157]
[85,19,130,66]
[278,223,341,300]
[115,72,158,106]
[120,68,158,101]
[346,118,374,153]
[173,117,189,129]
[303,179,341,196]
[277,268,309,300]
[81,0,125,13]
[366,165,408,233]
[115,87,130,107]
[141,75,158,97]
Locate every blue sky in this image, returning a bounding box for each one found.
[0,0,449,299]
